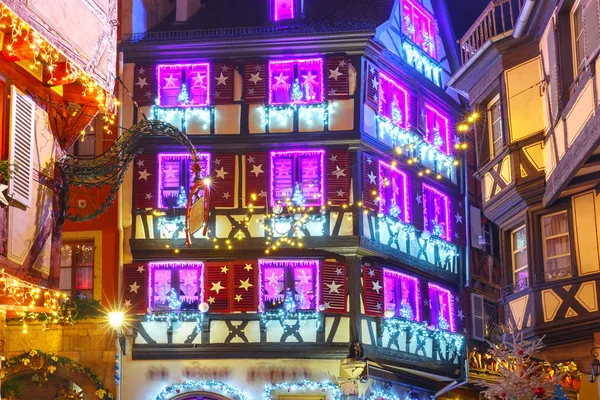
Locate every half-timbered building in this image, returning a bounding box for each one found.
[119,0,470,398]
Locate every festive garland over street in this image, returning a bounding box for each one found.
[154,380,251,400]
[264,380,342,400]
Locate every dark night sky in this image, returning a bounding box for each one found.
[445,0,491,40]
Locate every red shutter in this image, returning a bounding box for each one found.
[362,264,384,317]
[212,63,235,104]
[365,61,378,109]
[325,56,350,100]
[211,154,236,208]
[326,150,350,206]
[204,262,231,312]
[123,263,148,314]
[231,260,258,312]
[245,152,269,207]
[320,261,347,314]
[363,152,378,211]
[411,177,424,231]
[451,195,466,247]
[133,64,156,107]
[244,62,267,103]
[133,154,157,209]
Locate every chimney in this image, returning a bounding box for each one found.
[176,0,201,22]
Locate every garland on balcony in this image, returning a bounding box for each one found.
[154,380,250,400]
[382,317,464,350]
[264,380,342,400]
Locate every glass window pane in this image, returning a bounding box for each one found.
[262,266,285,309]
[75,245,93,267]
[513,227,527,250]
[60,245,72,267]
[75,135,95,158]
[179,269,199,309]
[59,267,72,290]
[153,269,172,308]
[514,249,528,270]
[543,212,568,237]
[545,236,570,257]
[546,257,573,280]
[76,267,93,290]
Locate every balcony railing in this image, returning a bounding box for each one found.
[121,25,289,43]
[459,0,524,64]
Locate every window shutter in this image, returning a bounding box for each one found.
[271,152,294,204]
[326,150,350,206]
[244,152,269,207]
[326,56,350,100]
[471,293,485,341]
[231,260,258,312]
[320,261,347,314]
[133,64,156,107]
[365,61,378,109]
[133,154,157,209]
[243,62,267,103]
[212,153,236,208]
[363,152,378,211]
[546,18,560,123]
[123,263,149,314]
[410,178,424,231]
[451,195,466,247]
[470,206,483,249]
[204,261,231,312]
[8,86,34,207]
[362,264,384,317]
[212,63,235,104]
[584,0,600,61]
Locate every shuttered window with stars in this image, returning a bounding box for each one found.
[268,58,324,105]
[270,150,325,207]
[379,161,410,223]
[428,283,456,332]
[158,153,211,209]
[260,259,319,311]
[149,261,203,312]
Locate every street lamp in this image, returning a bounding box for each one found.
[108,311,124,330]
[587,347,600,383]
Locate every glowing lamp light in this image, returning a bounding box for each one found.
[108,311,124,329]
[202,177,211,186]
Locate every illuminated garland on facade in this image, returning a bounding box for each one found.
[258,102,330,131]
[155,380,251,400]
[401,40,442,87]
[382,317,464,351]
[264,380,342,400]
[366,390,403,400]
[152,106,212,132]
[146,310,204,329]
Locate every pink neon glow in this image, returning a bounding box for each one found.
[258,259,320,311]
[401,0,437,59]
[157,152,211,209]
[378,72,410,129]
[156,63,211,107]
[272,0,295,21]
[428,283,456,332]
[268,58,324,105]
[378,161,411,223]
[269,150,325,207]
[148,261,205,310]
[422,183,451,241]
[424,104,451,155]
[383,268,421,321]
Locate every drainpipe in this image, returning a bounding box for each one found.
[463,146,470,288]
[116,50,125,400]
[513,0,536,39]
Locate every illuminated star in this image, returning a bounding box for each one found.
[192,73,206,87]
[239,278,254,291]
[415,194,422,204]
[367,171,377,184]
[249,72,263,84]
[457,309,465,321]
[332,166,346,179]
[372,280,382,293]
[244,263,253,271]
[208,296,215,304]
[336,189,346,198]
[129,281,140,294]
[163,74,178,88]
[137,67,146,75]
[216,72,229,86]
[297,270,311,285]
[235,294,243,302]
[326,280,341,294]
[164,167,176,179]
[328,67,343,81]
[145,193,153,200]
[210,281,225,294]
[138,169,150,180]
[124,299,132,307]
[222,192,231,199]
[215,167,229,179]
[274,72,289,86]
[267,273,279,286]
[0,184,8,206]
[335,267,343,275]
[136,77,148,89]
[251,164,264,177]
[137,265,145,273]
[302,71,318,85]
[247,156,256,164]
[259,190,267,198]
[372,77,379,89]
[221,265,229,273]
[454,212,463,224]
[368,269,375,277]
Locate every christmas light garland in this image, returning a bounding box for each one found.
[155,380,250,400]
[382,317,464,351]
[264,380,342,400]
[366,390,403,400]
[402,40,442,87]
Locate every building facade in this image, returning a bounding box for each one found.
[118,0,473,399]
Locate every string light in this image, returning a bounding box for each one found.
[155,380,250,400]
[264,380,342,400]
[382,317,464,350]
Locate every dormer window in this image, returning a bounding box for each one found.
[271,0,295,22]
[401,0,437,59]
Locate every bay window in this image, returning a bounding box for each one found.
[541,211,572,280]
[149,261,203,311]
[379,161,410,223]
[511,225,529,289]
[428,283,455,331]
[259,259,319,311]
[383,269,421,320]
[158,153,211,209]
[268,58,324,105]
[270,150,325,207]
[422,184,450,241]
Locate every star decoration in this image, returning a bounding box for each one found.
[259,190,267,198]
[415,194,422,204]
[297,270,311,285]
[213,158,221,165]
[137,160,145,168]
[221,265,229,273]
[339,59,347,67]
[222,192,231,199]
[215,167,229,179]
[137,67,146,75]
[336,267,343,275]
[192,73,206,87]
[244,263,253,271]
[459,201,463,207]
[211,281,225,293]
[247,88,256,95]
[163,74,178,88]
[208,296,215,304]
[136,77,148,89]
[329,155,338,163]
[251,164,264,177]
[124,299,132,307]
[214,91,221,98]
[322,301,331,310]
[336,189,346,198]
[145,91,152,98]
[274,72,289,86]
[372,280,382,293]
[463,328,468,334]
[267,273,279,286]
[454,212,463,224]
[332,166,346,179]
[326,280,342,294]
[144,193,153,200]
[221,65,230,72]
[328,89,337,96]
[454,232,459,239]
[373,94,378,102]
[164,167,176,179]
[254,64,262,72]
[328,67,343,81]
[235,294,243,302]
[423,299,429,306]
[247,156,256,164]
[372,77,379,89]
[129,281,140,294]
[366,156,373,165]
[367,171,377,184]
[249,72,263,84]
[302,71,318,85]
[375,302,382,310]
[239,278,254,291]
[138,169,150,180]
[457,309,465,321]
[216,72,229,86]
[368,269,375,277]
[137,265,145,273]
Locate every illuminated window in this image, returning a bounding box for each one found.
[259,259,319,311]
[149,261,203,311]
[271,0,295,21]
[157,63,211,107]
[378,161,410,223]
[378,72,409,129]
[428,283,455,331]
[401,0,437,59]
[541,211,572,281]
[270,150,325,207]
[511,225,528,290]
[268,58,324,105]
[158,153,211,209]
[424,104,451,155]
[383,269,421,320]
[60,242,94,299]
[422,184,450,241]
[487,95,503,159]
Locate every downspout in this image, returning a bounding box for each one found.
[116,50,125,400]
[464,148,470,288]
[513,0,536,39]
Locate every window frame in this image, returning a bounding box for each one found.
[483,299,499,338]
[422,183,451,241]
[400,0,437,59]
[571,0,585,76]
[148,261,204,311]
[427,283,455,332]
[259,259,320,312]
[156,63,212,108]
[511,225,529,290]
[383,268,421,321]
[378,72,410,129]
[541,210,573,281]
[487,94,503,159]
[157,152,211,209]
[424,103,452,155]
[267,58,324,106]
[378,160,410,223]
[269,150,325,207]
[59,242,94,299]
[271,0,296,22]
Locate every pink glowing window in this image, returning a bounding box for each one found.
[401,0,437,59]
[271,0,295,21]
[158,153,211,209]
[270,150,325,207]
[378,72,409,129]
[149,261,204,311]
[383,269,421,321]
[424,104,451,155]
[422,184,451,241]
[378,161,410,223]
[259,259,319,311]
[428,283,455,331]
[268,58,324,105]
[157,63,211,107]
